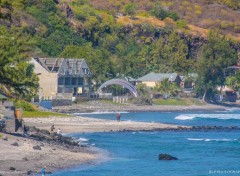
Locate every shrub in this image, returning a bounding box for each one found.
[14,100,37,112]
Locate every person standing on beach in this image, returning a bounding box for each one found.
[41,166,46,176]
[116,113,121,121]
[50,125,55,132]
[57,128,61,134]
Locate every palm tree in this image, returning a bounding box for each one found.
[154,79,180,97]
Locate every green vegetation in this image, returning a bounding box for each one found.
[0,133,2,139]
[14,100,37,111]
[0,0,240,103]
[154,79,180,97]
[196,31,237,101]
[153,98,205,106]
[23,111,68,118]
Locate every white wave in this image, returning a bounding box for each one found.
[187,138,237,142]
[175,114,240,120]
[226,108,240,112]
[75,137,89,143]
[74,111,129,115]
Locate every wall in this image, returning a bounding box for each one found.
[141,81,156,87]
[31,59,58,99]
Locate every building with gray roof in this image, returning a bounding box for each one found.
[138,72,181,87]
[31,58,91,100]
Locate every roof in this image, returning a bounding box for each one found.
[138,72,179,82]
[0,93,7,99]
[33,58,91,77]
[180,73,198,81]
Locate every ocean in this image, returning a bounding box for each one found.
[52,109,240,176]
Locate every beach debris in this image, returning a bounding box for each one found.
[11,142,19,147]
[33,145,41,150]
[9,167,16,171]
[159,154,178,160]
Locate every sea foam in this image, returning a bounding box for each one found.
[175,114,240,120]
[187,138,238,142]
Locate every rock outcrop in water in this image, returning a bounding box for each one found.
[159,154,178,160]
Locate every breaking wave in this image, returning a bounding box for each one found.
[175,114,240,120]
[187,138,238,142]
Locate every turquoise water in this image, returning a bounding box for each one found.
[52,110,240,176]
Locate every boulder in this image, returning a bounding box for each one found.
[9,167,16,171]
[11,142,19,147]
[159,154,178,160]
[2,136,8,141]
[39,129,50,135]
[33,145,41,150]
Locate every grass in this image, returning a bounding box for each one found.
[153,98,205,106]
[23,111,69,118]
[0,133,3,139]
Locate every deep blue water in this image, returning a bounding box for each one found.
[75,108,240,127]
[52,109,240,176]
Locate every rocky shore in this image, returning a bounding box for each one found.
[53,101,228,114]
[0,126,100,176]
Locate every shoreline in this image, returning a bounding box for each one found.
[2,103,239,175]
[0,129,102,176]
[53,101,232,114]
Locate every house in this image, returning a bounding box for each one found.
[180,73,198,90]
[138,72,181,87]
[31,58,91,100]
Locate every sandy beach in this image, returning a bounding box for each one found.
[0,131,100,176]
[24,116,188,133]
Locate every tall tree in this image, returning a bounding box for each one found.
[0,26,39,98]
[196,31,237,101]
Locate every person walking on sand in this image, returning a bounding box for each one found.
[41,166,46,176]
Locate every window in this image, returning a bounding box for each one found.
[65,77,71,85]
[77,77,83,85]
[72,77,77,85]
[58,77,64,85]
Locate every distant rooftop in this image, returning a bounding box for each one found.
[138,72,179,82]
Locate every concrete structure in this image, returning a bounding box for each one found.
[31,58,91,100]
[138,72,181,88]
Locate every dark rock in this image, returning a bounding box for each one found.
[33,145,41,150]
[28,126,39,133]
[39,129,50,135]
[22,157,28,161]
[159,154,178,160]
[11,142,19,147]
[40,143,44,147]
[2,136,8,141]
[27,170,33,175]
[9,167,16,171]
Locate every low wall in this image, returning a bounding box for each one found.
[52,99,72,107]
[113,96,129,103]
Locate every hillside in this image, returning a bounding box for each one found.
[0,0,240,84]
